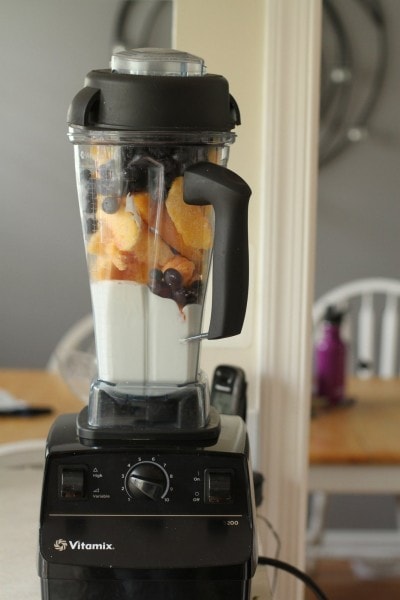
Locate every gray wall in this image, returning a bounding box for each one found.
[316,0,400,298]
[0,0,171,368]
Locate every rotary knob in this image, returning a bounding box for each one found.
[126,462,169,501]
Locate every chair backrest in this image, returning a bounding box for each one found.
[47,314,95,402]
[47,314,94,372]
[313,278,400,379]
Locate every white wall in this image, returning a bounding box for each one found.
[174,0,267,464]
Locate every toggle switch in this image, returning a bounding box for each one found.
[60,467,86,499]
[205,470,233,504]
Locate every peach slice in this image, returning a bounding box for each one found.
[165,177,212,249]
[134,191,203,266]
[97,202,141,252]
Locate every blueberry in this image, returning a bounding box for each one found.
[163,156,180,192]
[149,147,169,161]
[84,180,97,213]
[86,218,98,234]
[85,178,96,195]
[125,160,149,193]
[122,146,139,164]
[174,284,201,307]
[98,160,115,180]
[147,268,176,299]
[97,179,119,196]
[81,168,92,180]
[97,160,119,195]
[102,196,119,214]
[184,289,198,304]
[173,288,189,307]
[164,268,183,290]
[148,279,172,299]
[157,284,173,299]
[85,195,97,213]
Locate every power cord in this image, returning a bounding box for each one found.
[258,556,329,600]
[257,513,281,593]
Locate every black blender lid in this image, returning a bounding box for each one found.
[67,48,241,132]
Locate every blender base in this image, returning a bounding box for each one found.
[38,413,257,600]
[41,570,250,600]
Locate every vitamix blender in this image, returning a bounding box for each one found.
[38,48,256,600]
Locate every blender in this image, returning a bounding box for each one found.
[38,48,256,600]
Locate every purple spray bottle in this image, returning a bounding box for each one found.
[315,305,346,405]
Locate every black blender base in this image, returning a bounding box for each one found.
[41,576,250,600]
[38,414,257,600]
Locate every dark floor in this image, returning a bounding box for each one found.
[305,560,400,600]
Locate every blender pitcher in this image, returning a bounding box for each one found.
[68,49,251,438]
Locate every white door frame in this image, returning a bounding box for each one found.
[174,2,321,598]
[258,3,321,598]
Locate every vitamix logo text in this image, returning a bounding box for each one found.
[54,539,115,552]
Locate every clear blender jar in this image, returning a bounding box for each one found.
[68,49,250,439]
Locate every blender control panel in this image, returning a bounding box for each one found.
[40,447,255,571]
[39,413,256,572]
[46,450,247,512]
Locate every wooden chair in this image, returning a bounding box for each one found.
[46,313,95,402]
[313,277,400,379]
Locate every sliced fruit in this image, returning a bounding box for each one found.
[98,202,141,252]
[165,177,212,249]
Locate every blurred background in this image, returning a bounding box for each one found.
[1,0,399,369]
[316,0,400,298]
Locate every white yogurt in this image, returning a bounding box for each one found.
[90,280,202,384]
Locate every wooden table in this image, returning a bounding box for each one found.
[308,377,400,562]
[0,369,84,444]
[309,377,400,493]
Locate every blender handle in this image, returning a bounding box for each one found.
[183,162,251,340]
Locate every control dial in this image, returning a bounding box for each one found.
[126,462,169,501]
